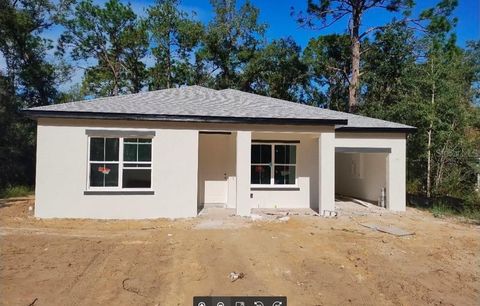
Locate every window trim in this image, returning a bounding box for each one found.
[251,143,298,188]
[86,136,153,192]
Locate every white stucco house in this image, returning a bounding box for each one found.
[24,86,415,219]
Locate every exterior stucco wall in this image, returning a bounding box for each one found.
[335,132,407,211]
[335,152,387,203]
[33,117,406,218]
[35,118,334,219]
[35,118,199,219]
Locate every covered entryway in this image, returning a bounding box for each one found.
[335,147,389,208]
[197,132,236,211]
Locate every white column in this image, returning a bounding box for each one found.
[387,138,407,211]
[319,131,335,215]
[236,131,252,216]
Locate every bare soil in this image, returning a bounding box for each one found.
[0,197,479,306]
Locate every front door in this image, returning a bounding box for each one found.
[198,133,231,206]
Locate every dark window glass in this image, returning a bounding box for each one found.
[124,143,137,161]
[90,138,105,161]
[251,144,271,164]
[123,139,151,162]
[138,144,152,161]
[251,165,271,184]
[90,138,119,161]
[123,169,151,188]
[275,145,296,164]
[105,138,119,161]
[274,166,296,185]
[90,163,119,187]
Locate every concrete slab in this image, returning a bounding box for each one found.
[360,223,415,236]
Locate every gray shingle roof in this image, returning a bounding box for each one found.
[25,85,415,131]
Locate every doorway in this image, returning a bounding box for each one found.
[198,132,234,209]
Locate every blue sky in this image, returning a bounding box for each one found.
[177,0,479,47]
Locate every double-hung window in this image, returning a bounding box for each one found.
[122,138,152,188]
[251,143,297,186]
[88,137,152,189]
[89,138,120,187]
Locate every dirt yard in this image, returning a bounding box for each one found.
[0,198,479,306]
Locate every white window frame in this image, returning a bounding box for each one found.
[86,136,153,191]
[251,143,298,187]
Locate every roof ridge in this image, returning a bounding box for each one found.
[221,89,414,128]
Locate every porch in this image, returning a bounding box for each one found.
[197,130,336,216]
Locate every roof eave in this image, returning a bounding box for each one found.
[22,109,348,126]
[335,126,417,133]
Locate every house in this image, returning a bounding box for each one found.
[24,86,415,219]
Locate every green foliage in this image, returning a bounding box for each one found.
[147,0,204,89]
[244,37,308,102]
[294,0,414,111]
[196,0,266,89]
[57,83,86,103]
[0,185,33,199]
[0,0,65,106]
[301,0,412,27]
[303,34,351,110]
[430,200,457,218]
[58,0,148,96]
[358,10,479,205]
[0,0,67,190]
[362,25,417,113]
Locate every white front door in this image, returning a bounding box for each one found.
[198,133,232,205]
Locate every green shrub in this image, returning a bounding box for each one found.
[0,185,33,199]
[430,201,457,218]
[406,179,423,194]
[463,192,480,221]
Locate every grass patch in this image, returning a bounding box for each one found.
[409,193,480,223]
[430,202,457,218]
[0,185,34,199]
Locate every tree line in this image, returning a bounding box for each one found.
[1,0,479,212]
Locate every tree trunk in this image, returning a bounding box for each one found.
[166,32,172,89]
[348,12,361,113]
[111,58,120,96]
[426,127,432,198]
[426,80,435,198]
[349,37,360,112]
[112,67,120,96]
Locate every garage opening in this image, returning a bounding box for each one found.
[335,147,389,208]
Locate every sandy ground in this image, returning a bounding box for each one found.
[0,197,479,306]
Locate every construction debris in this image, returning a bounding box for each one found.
[321,210,338,218]
[250,214,264,221]
[229,272,245,282]
[360,223,415,236]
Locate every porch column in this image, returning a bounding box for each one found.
[236,131,251,216]
[318,131,335,215]
[387,138,407,211]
